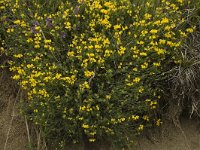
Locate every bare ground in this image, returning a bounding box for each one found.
[136,117,200,150]
[0,69,27,150]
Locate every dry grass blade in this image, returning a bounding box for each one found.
[25,116,31,147]
[167,28,200,119]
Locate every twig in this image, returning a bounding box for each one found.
[43,136,48,150]
[88,71,95,85]
[25,116,31,147]
[37,128,41,150]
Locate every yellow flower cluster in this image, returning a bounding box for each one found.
[1,0,194,147]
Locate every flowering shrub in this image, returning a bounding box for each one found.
[0,0,195,148]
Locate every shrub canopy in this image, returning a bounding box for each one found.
[0,0,194,148]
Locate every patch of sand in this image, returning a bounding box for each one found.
[137,118,200,150]
[0,70,27,150]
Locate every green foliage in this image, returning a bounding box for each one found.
[0,0,196,149]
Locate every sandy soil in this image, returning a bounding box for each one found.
[0,69,27,150]
[136,118,200,150]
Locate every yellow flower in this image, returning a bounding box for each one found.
[159,39,166,45]
[132,115,139,120]
[14,20,21,24]
[140,52,147,56]
[103,38,110,45]
[80,81,90,90]
[121,118,125,122]
[132,68,138,72]
[177,0,183,3]
[118,46,126,55]
[27,38,33,43]
[34,109,38,113]
[156,119,162,126]
[114,24,121,30]
[67,51,75,57]
[141,62,148,69]
[84,70,94,78]
[137,41,144,45]
[20,21,27,27]
[106,95,111,100]
[44,39,51,44]
[34,45,40,49]
[29,78,37,87]
[17,68,25,75]
[153,62,161,67]
[150,29,158,34]
[141,30,148,36]
[89,138,96,142]
[111,118,116,123]
[100,9,109,14]
[64,22,71,30]
[55,73,62,79]
[164,32,172,38]
[89,132,96,136]
[38,89,49,97]
[79,106,86,111]
[138,87,144,93]
[186,28,194,33]
[133,77,141,83]
[179,31,187,37]
[143,115,149,121]
[87,53,95,57]
[13,54,23,58]
[153,20,161,26]
[27,64,34,68]
[96,105,100,110]
[144,13,152,20]
[0,6,5,10]
[82,124,89,129]
[12,75,20,80]
[161,18,169,24]
[150,101,157,109]
[35,26,40,30]
[138,124,144,131]
[7,28,14,33]
[100,18,109,26]
[164,25,171,31]
[154,47,165,55]
[104,49,112,57]
[0,47,5,52]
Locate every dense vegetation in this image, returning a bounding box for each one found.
[0,0,200,149]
